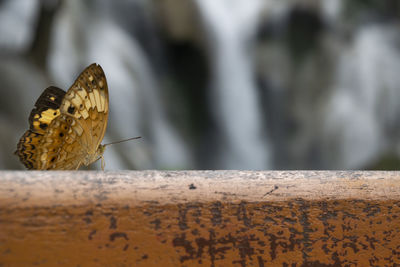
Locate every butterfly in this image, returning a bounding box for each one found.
[15,63,109,170]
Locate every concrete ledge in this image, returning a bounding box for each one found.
[0,171,399,266]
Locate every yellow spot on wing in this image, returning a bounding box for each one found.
[39,109,59,123]
[81,109,89,119]
[93,90,102,112]
[71,97,82,108]
[73,124,84,136]
[89,92,96,109]
[85,99,92,109]
[76,88,88,102]
[99,92,106,112]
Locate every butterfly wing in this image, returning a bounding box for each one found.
[15,86,66,169]
[61,63,109,156]
[15,130,43,169]
[35,63,109,170]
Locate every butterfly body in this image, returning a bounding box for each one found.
[15,63,109,170]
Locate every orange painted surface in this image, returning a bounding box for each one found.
[1,199,400,266]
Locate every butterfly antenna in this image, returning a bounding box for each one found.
[103,136,141,147]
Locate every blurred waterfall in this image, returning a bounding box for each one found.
[323,25,400,168]
[195,0,271,169]
[3,0,400,170]
[0,0,39,52]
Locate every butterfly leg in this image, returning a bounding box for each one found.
[100,156,105,171]
[75,162,82,170]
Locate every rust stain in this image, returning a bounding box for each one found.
[1,200,400,266]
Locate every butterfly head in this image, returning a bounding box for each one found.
[97,144,107,170]
[82,144,106,167]
[82,137,140,169]
[97,144,106,154]
[94,144,107,164]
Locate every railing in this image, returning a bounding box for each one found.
[1,171,399,266]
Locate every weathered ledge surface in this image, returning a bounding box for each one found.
[0,171,399,266]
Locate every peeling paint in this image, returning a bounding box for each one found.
[1,200,400,266]
[1,171,400,266]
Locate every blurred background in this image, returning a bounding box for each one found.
[2,0,400,170]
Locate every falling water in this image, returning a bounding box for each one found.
[4,0,400,170]
[195,0,271,169]
[323,25,400,168]
[0,0,38,52]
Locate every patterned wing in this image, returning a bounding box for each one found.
[15,130,43,169]
[28,86,65,134]
[15,86,66,169]
[36,63,109,170]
